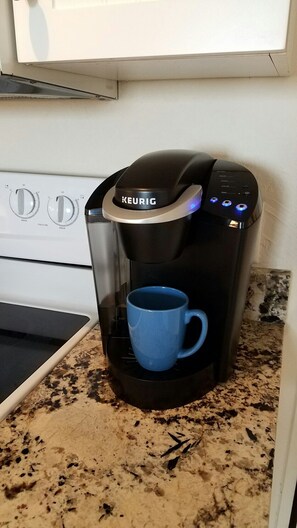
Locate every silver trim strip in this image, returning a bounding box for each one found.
[102,185,202,224]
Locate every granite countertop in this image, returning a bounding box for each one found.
[0,269,290,528]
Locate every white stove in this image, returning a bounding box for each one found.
[0,171,103,421]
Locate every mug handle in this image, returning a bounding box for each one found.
[177,309,208,359]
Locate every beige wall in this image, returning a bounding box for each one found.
[0,74,296,270]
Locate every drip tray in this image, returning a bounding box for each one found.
[107,336,215,410]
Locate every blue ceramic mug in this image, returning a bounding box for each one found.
[127,286,208,371]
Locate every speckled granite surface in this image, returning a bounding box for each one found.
[0,268,290,528]
[244,268,290,324]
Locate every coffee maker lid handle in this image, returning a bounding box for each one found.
[102,185,202,224]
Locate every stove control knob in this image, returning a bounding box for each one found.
[9,188,39,218]
[47,195,79,226]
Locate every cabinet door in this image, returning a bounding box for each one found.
[13,0,291,62]
[12,0,295,79]
[0,0,117,98]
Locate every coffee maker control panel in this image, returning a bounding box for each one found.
[202,166,260,228]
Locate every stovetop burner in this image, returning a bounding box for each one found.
[0,302,89,404]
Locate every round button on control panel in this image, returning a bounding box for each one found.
[47,195,79,226]
[9,188,40,218]
[222,199,232,207]
[236,203,248,212]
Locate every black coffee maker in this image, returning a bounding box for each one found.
[85,150,261,409]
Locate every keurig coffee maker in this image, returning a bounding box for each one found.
[85,150,262,409]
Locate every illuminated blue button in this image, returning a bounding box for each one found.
[222,199,232,207]
[210,196,218,203]
[236,203,248,212]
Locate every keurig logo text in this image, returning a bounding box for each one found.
[121,196,157,206]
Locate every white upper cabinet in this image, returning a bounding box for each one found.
[12,0,297,80]
[0,1,117,98]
